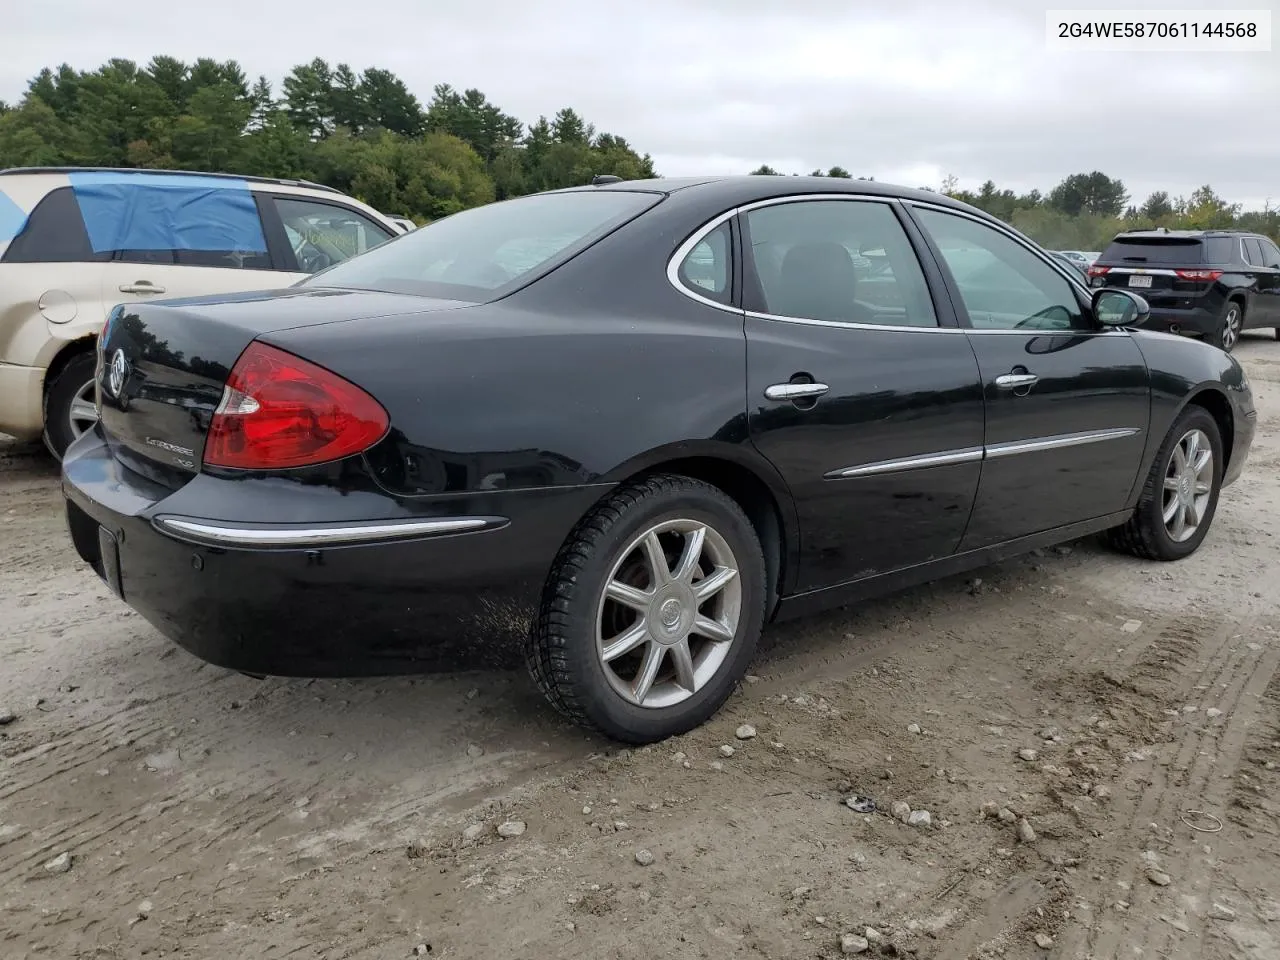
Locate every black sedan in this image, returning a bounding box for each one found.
[62,176,1257,744]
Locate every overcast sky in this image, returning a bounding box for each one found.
[3,0,1277,209]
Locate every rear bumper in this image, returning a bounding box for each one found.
[0,361,45,440]
[60,427,609,676]
[1135,305,1219,337]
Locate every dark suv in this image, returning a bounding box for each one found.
[1088,229,1280,352]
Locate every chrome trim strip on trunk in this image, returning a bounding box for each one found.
[1096,267,1179,277]
[154,515,506,548]
[824,428,1141,480]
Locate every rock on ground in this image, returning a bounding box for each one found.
[840,933,870,954]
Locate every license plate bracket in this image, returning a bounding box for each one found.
[1129,274,1153,288]
[98,527,124,599]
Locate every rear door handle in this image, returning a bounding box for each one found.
[119,282,165,294]
[995,373,1038,390]
[764,382,830,401]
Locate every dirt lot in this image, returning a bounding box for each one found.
[3,335,1280,960]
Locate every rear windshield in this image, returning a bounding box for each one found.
[1101,236,1233,266]
[304,190,661,301]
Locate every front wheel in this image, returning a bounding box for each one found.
[1106,405,1223,561]
[525,474,767,743]
[42,352,99,461]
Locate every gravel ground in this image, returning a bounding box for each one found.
[3,333,1279,960]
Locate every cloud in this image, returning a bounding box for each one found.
[2,0,1276,207]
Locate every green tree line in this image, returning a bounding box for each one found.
[1,56,1273,249]
[0,56,657,222]
[752,166,1279,249]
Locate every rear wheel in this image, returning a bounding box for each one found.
[525,474,767,743]
[1107,405,1223,561]
[42,351,99,461]
[1207,301,1243,352]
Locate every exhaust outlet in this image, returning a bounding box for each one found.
[1169,324,1180,334]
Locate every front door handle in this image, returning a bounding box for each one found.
[119,281,166,295]
[765,382,830,401]
[995,373,1038,390]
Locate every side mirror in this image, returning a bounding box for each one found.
[1093,288,1149,327]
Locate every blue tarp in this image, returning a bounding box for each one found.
[68,171,268,254]
[0,189,26,244]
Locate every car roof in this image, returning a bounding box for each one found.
[554,174,985,215]
[0,166,343,196]
[1113,228,1254,240]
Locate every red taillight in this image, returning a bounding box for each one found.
[204,341,389,470]
[1087,266,1110,277]
[1174,269,1223,282]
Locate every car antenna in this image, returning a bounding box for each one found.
[591,175,623,185]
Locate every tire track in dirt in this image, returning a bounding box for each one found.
[1058,615,1280,959]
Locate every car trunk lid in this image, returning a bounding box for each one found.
[95,287,470,486]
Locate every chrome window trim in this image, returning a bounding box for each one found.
[1097,267,1179,277]
[665,191,1128,339]
[154,515,506,548]
[824,428,1141,480]
[665,208,739,311]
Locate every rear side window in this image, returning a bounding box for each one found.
[1243,238,1264,266]
[1260,238,1280,269]
[0,187,105,263]
[1,175,275,269]
[305,190,661,301]
[743,199,938,327]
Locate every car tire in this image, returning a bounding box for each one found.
[1207,300,1244,352]
[525,473,767,744]
[42,351,99,461]
[1106,405,1223,562]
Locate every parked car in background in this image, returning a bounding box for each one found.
[1056,250,1095,270]
[0,167,400,456]
[1050,250,1089,279]
[1088,228,1280,352]
[384,214,418,234]
[62,176,1256,743]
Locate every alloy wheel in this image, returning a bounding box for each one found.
[68,379,99,439]
[1162,427,1214,543]
[595,518,742,709]
[1221,306,1241,351]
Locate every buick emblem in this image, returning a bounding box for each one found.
[106,348,129,399]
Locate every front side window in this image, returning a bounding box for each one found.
[273,197,395,274]
[1258,238,1280,269]
[743,199,937,327]
[304,190,661,300]
[913,208,1088,332]
[676,221,732,303]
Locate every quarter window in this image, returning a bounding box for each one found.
[273,197,395,274]
[913,208,1088,332]
[0,187,106,264]
[1242,238,1264,267]
[743,200,937,327]
[676,221,732,303]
